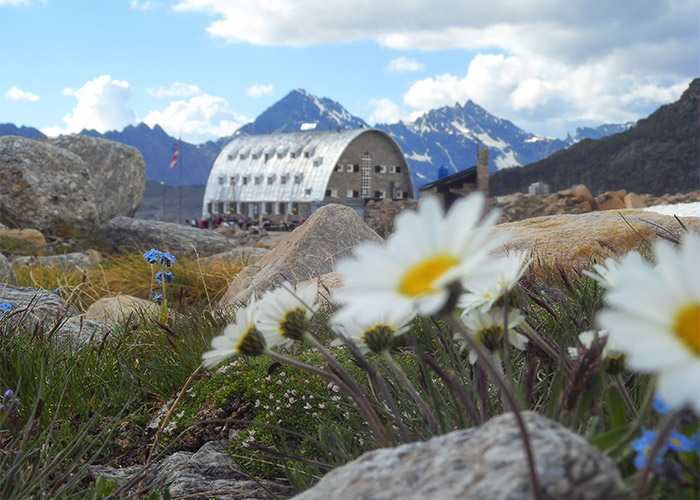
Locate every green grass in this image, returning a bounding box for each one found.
[0,236,697,499]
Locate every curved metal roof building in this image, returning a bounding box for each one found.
[202,128,413,221]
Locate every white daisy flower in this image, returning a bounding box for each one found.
[584,251,646,290]
[459,307,528,365]
[329,306,414,354]
[458,251,531,313]
[334,193,508,320]
[202,301,266,368]
[598,233,700,414]
[255,281,319,349]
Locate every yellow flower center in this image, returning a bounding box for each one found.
[673,304,700,356]
[399,255,459,297]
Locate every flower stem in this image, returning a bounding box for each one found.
[613,374,638,420]
[635,408,682,500]
[302,333,387,438]
[605,379,655,457]
[444,314,543,500]
[381,350,439,433]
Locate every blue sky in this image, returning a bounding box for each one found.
[1,0,698,144]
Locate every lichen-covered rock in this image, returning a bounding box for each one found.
[0,284,112,345]
[294,412,626,500]
[90,441,294,500]
[0,228,47,247]
[0,284,78,323]
[0,136,100,233]
[489,209,700,270]
[219,204,383,307]
[85,295,159,324]
[0,253,17,285]
[97,217,236,257]
[44,134,146,223]
[13,252,93,269]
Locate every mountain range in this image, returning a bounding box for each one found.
[489,78,699,197]
[0,89,632,190]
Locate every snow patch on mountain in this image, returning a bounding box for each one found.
[494,150,519,170]
[406,151,432,162]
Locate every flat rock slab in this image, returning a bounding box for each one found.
[294,412,626,500]
[219,204,383,307]
[489,209,699,270]
[98,217,236,258]
[13,252,94,269]
[91,441,294,500]
[0,284,78,322]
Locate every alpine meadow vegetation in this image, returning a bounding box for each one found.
[1,193,697,499]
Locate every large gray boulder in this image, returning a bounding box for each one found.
[0,136,99,232]
[294,412,626,500]
[219,204,383,307]
[98,217,236,257]
[44,135,145,222]
[91,441,294,500]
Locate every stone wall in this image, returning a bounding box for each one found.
[363,198,418,237]
[362,187,699,234]
[488,186,700,223]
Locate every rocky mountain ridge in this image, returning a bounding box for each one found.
[489,78,699,197]
[1,89,633,189]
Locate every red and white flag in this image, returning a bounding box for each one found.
[170,140,181,168]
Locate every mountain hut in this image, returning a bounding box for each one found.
[202,128,414,223]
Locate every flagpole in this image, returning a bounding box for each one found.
[178,135,182,225]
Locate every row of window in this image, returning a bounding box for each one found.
[334,164,403,174]
[209,201,300,216]
[324,189,409,199]
[228,151,318,162]
[218,173,305,186]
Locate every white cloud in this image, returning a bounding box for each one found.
[246,83,274,98]
[384,56,423,73]
[148,82,202,98]
[5,86,39,102]
[402,51,692,137]
[172,0,697,135]
[47,75,136,136]
[368,98,405,124]
[0,0,30,5]
[143,94,250,143]
[130,0,162,10]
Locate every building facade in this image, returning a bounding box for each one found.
[202,128,414,223]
